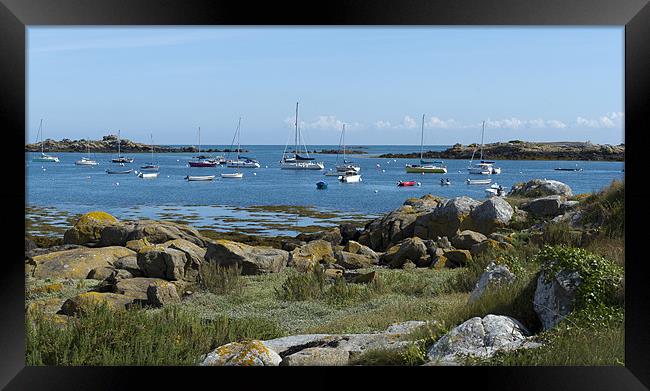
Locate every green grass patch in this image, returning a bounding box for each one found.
[579,179,624,238]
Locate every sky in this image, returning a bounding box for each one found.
[28,27,624,146]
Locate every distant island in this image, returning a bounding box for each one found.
[25,135,248,153]
[377,141,624,161]
[311,148,368,155]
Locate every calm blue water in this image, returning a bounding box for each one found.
[26,145,624,218]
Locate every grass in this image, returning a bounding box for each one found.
[199,262,244,295]
[579,179,624,238]
[26,303,284,365]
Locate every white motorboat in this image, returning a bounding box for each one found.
[185,175,215,181]
[467,121,501,175]
[227,159,260,168]
[221,172,244,179]
[338,171,362,183]
[280,102,325,170]
[466,178,492,185]
[32,119,60,162]
[405,114,447,174]
[334,124,361,173]
[75,142,98,165]
[106,168,133,174]
[138,171,159,179]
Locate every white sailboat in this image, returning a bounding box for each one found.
[75,141,99,165]
[405,114,446,174]
[32,119,60,162]
[222,117,245,178]
[335,124,360,173]
[225,117,259,170]
[280,102,325,170]
[111,130,134,163]
[467,121,501,175]
[140,133,159,171]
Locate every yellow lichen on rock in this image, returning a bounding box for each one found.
[63,211,119,244]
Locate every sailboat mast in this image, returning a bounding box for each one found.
[117,130,121,157]
[198,127,201,154]
[294,102,299,156]
[150,133,154,161]
[420,114,425,161]
[237,117,242,172]
[39,119,44,154]
[342,124,346,162]
[481,121,485,161]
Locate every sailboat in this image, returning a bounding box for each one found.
[222,118,245,178]
[405,114,447,174]
[335,124,360,173]
[467,121,501,175]
[75,141,99,165]
[225,117,260,169]
[111,130,134,163]
[140,134,159,171]
[189,126,218,167]
[32,119,60,162]
[280,102,325,170]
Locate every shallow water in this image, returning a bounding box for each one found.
[26,145,624,225]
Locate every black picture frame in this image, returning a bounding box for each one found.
[2,0,648,389]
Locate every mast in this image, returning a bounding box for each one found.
[342,124,346,163]
[294,102,299,157]
[420,114,425,161]
[117,130,121,157]
[481,121,485,162]
[39,119,44,154]
[198,127,201,154]
[237,117,242,172]
[150,133,154,162]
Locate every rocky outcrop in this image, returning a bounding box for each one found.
[509,179,573,198]
[295,228,342,246]
[469,197,514,234]
[146,281,181,307]
[468,262,516,304]
[334,249,378,270]
[451,230,487,250]
[533,269,583,330]
[200,340,282,366]
[470,239,514,257]
[379,237,431,268]
[288,240,336,272]
[426,315,534,364]
[521,195,564,218]
[28,246,135,279]
[99,220,207,248]
[204,240,288,275]
[136,242,201,282]
[59,292,137,316]
[63,211,119,245]
[414,197,481,239]
[358,205,422,251]
[442,249,473,267]
[343,240,379,260]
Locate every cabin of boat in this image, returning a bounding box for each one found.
[338,171,362,183]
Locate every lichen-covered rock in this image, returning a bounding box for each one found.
[339,223,361,244]
[426,315,531,363]
[280,347,350,366]
[470,239,514,257]
[384,321,428,335]
[403,194,442,209]
[125,237,152,252]
[442,249,473,267]
[533,269,583,330]
[147,280,181,307]
[29,246,135,279]
[508,179,573,198]
[86,266,116,281]
[295,227,342,246]
[63,211,119,245]
[289,240,336,272]
[469,197,514,234]
[59,292,136,316]
[347,270,377,284]
[111,277,171,300]
[113,255,143,276]
[521,195,565,218]
[379,237,430,269]
[204,240,288,275]
[25,237,37,252]
[357,205,422,251]
[137,245,194,281]
[414,196,481,239]
[468,262,516,304]
[451,230,487,250]
[344,240,379,260]
[334,250,378,270]
[201,340,282,366]
[99,220,207,248]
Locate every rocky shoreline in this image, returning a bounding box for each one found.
[310,148,368,155]
[25,134,248,153]
[377,141,624,161]
[25,178,624,366]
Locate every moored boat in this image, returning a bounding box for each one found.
[110,130,133,163]
[335,124,361,173]
[106,168,133,174]
[405,114,447,174]
[280,102,325,170]
[75,142,98,165]
[189,127,218,167]
[221,172,244,178]
[397,180,419,187]
[138,171,159,179]
[338,171,362,183]
[316,180,328,189]
[185,175,215,181]
[140,134,160,171]
[466,178,492,185]
[32,119,60,163]
[467,121,500,175]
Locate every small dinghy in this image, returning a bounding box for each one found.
[397,180,419,187]
[439,178,451,186]
[185,175,215,181]
[316,181,328,189]
[466,178,492,185]
[106,168,133,174]
[138,171,159,179]
[221,172,244,179]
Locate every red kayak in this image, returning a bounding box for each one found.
[397,180,417,187]
[189,160,218,167]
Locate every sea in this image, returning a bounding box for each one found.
[26,145,624,236]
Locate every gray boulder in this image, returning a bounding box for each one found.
[201,340,282,366]
[451,230,487,250]
[469,197,514,234]
[137,246,197,281]
[533,269,583,330]
[357,205,422,251]
[99,220,207,248]
[508,179,573,198]
[414,196,481,239]
[468,262,516,304]
[426,315,531,364]
[147,281,181,307]
[379,237,430,268]
[522,195,564,218]
[205,240,288,275]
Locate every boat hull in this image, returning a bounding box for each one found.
[33,156,59,163]
[316,181,328,189]
[185,175,215,181]
[466,178,492,185]
[138,172,159,179]
[405,165,447,174]
[280,161,324,170]
[112,158,133,163]
[106,169,133,174]
[75,160,98,166]
[338,174,361,183]
[189,161,218,167]
[221,173,244,178]
[398,181,418,187]
[226,160,260,168]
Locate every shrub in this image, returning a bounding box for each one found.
[26,304,284,365]
[580,179,624,237]
[199,262,244,295]
[274,265,327,301]
[542,221,582,247]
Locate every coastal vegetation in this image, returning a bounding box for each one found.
[25,178,624,366]
[377,141,624,161]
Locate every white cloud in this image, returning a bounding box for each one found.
[426,116,457,129]
[547,120,568,129]
[576,112,624,128]
[283,115,360,131]
[375,120,392,129]
[402,115,418,129]
[484,118,567,129]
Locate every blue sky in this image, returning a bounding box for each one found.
[28,27,624,146]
